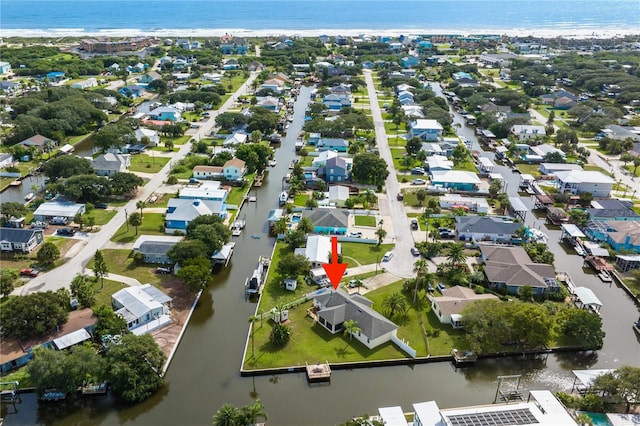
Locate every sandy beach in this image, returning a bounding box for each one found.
[1,27,638,40]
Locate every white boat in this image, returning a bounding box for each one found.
[574,245,586,257]
[269,159,277,167]
[598,270,612,283]
[279,191,288,206]
[245,256,270,296]
[24,192,35,201]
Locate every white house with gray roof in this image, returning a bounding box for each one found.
[165,198,227,234]
[555,170,614,197]
[92,152,131,176]
[33,200,86,222]
[132,235,183,264]
[295,235,338,268]
[311,289,398,350]
[111,284,172,333]
[455,216,522,243]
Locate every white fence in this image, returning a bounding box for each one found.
[391,334,417,358]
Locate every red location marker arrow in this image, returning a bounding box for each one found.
[323,236,348,290]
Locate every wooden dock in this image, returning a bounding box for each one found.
[306,362,331,382]
[451,349,477,367]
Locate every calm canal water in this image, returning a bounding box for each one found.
[3,85,639,426]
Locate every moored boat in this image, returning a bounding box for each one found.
[24,192,35,201]
[245,256,270,297]
[279,191,288,206]
[598,270,612,283]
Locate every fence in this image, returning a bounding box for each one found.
[391,335,417,358]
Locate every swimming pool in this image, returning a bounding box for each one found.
[291,214,301,224]
[576,411,611,426]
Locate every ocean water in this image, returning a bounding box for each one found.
[0,0,639,36]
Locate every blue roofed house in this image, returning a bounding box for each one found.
[301,208,350,235]
[417,40,433,50]
[324,156,351,183]
[323,94,352,111]
[165,199,227,234]
[401,56,420,68]
[223,158,247,182]
[410,119,443,141]
[45,71,65,83]
[308,133,321,146]
[0,227,44,253]
[148,106,182,122]
[318,138,348,152]
[119,84,144,98]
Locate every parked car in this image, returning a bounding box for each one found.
[411,247,420,256]
[410,179,426,185]
[50,217,69,225]
[396,193,404,201]
[94,202,108,209]
[382,251,394,262]
[440,231,456,239]
[57,227,76,236]
[31,221,49,229]
[155,267,172,274]
[411,167,425,175]
[410,219,419,230]
[347,232,363,238]
[437,283,447,292]
[20,268,40,277]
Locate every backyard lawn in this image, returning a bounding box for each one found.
[354,215,377,227]
[110,213,165,243]
[129,154,170,173]
[340,242,394,266]
[87,249,167,287]
[86,208,117,225]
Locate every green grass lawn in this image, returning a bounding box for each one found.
[110,213,165,243]
[517,164,542,176]
[161,135,190,146]
[226,184,251,207]
[453,160,479,173]
[298,156,314,167]
[91,278,126,307]
[354,215,377,227]
[583,164,609,174]
[86,208,117,225]
[294,193,310,207]
[340,242,394,267]
[129,154,170,173]
[87,249,168,287]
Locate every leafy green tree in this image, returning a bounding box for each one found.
[0,291,68,339]
[285,228,307,249]
[213,403,242,426]
[382,292,407,318]
[58,174,111,202]
[488,179,503,198]
[592,366,640,413]
[406,137,422,156]
[105,333,166,402]
[415,189,427,206]
[147,78,168,94]
[269,322,291,347]
[305,197,318,209]
[518,285,534,302]
[37,241,60,266]
[128,211,142,235]
[28,346,74,394]
[167,240,209,265]
[93,250,108,289]
[352,152,389,185]
[92,123,136,150]
[43,155,93,182]
[632,157,640,176]
[559,308,605,349]
[276,253,310,279]
[176,256,212,292]
[446,243,467,267]
[94,304,129,339]
[0,269,19,298]
[342,319,362,343]
[215,112,248,130]
[241,399,268,426]
[109,172,143,196]
[70,274,96,308]
[189,223,231,256]
[297,216,314,234]
[0,202,28,224]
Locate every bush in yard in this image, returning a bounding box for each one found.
[269,323,291,347]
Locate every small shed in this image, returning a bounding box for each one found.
[52,328,91,350]
[284,278,297,291]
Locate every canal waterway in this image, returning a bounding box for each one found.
[3,85,639,426]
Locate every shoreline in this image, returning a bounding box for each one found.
[1,27,639,40]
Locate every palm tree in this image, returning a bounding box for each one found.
[248,315,259,357]
[375,227,387,246]
[241,399,267,426]
[272,217,288,235]
[342,319,362,343]
[382,292,407,318]
[136,200,146,220]
[633,157,640,177]
[416,189,427,206]
[128,212,142,235]
[446,243,467,267]
[297,216,314,234]
[213,403,241,426]
[305,197,318,210]
[412,258,428,304]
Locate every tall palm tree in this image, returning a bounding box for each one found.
[416,189,427,206]
[241,399,267,426]
[272,217,288,235]
[382,292,407,318]
[342,319,362,342]
[412,258,428,304]
[213,403,241,426]
[248,315,259,357]
[375,227,387,246]
[136,200,146,220]
[446,243,467,267]
[297,216,314,234]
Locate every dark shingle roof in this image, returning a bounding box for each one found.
[302,208,349,229]
[0,227,42,244]
[456,216,522,235]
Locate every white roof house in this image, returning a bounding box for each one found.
[294,235,338,268]
[52,328,92,350]
[378,406,407,426]
[132,235,183,264]
[410,119,444,141]
[165,198,227,233]
[426,155,453,171]
[327,185,350,203]
[511,124,546,141]
[539,162,583,175]
[223,132,248,146]
[555,170,614,197]
[91,152,130,176]
[134,128,160,145]
[34,201,86,221]
[111,284,172,333]
[312,150,339,167]
[179,180,228,201]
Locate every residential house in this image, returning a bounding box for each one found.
[555,170,614,197]
[132,235,183,264]
[439,194,489,213]
[0,61,12,74]
[324,156,351,183]
[410,119,443,141]
[18,134,57,152]
[511,125,546,141]
[112,284,172,333]
[311,289,399,350]
[0,227,44,253]
[455,216,522,243]
[452,71,478,87]
[312,150,339,168]
[222,58,239,70]
[139,71,162,84]
[202,72,222,83]
[326,185,351,207]
[148,106,181,122]
[108,63,121,72]
[179,180,228,201]
[294,235,337,268]
[0,80,20,94]
[586,221,640,253]
[307,133,321,146]
[601,124,640,142]
[439,138,460,156]
[71,78,97,89]
[91,152,131,176]
[259,78,285,93]
[134,128,160,146]
[616,254,640,272]
[301,208,349,235]
[267,208,284,231]
[526,144,565,163]
[165,199,227,233]
[329,84,351,95]
[119,84,144,98]
[540,90,578,110]
[421,142,444,156]
[0,308,96,374]
[402,105,425,118]
[45,71,65,83]
[323,94,352,111]
[480,245,559,296]
[478,52,518,67]
[223,158,247,182]
[425,155,453,172]
[220,37,249,55]
[33,200,86,222]
[540,163,583,175]
[176,39,192,50]
[318,138,348,152]
[193,165,223,180]
[0,153,14,169]
[223,132,248,147]
[401,56,420,68]
[429,286,499,328]
[256,96,280,112]
[397,90,415,105]
[587,199,640,222]
[429,170,481,191]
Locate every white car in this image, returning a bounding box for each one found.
[382,251,394,262]
[269,160,277,167]
[411,179,426,185]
